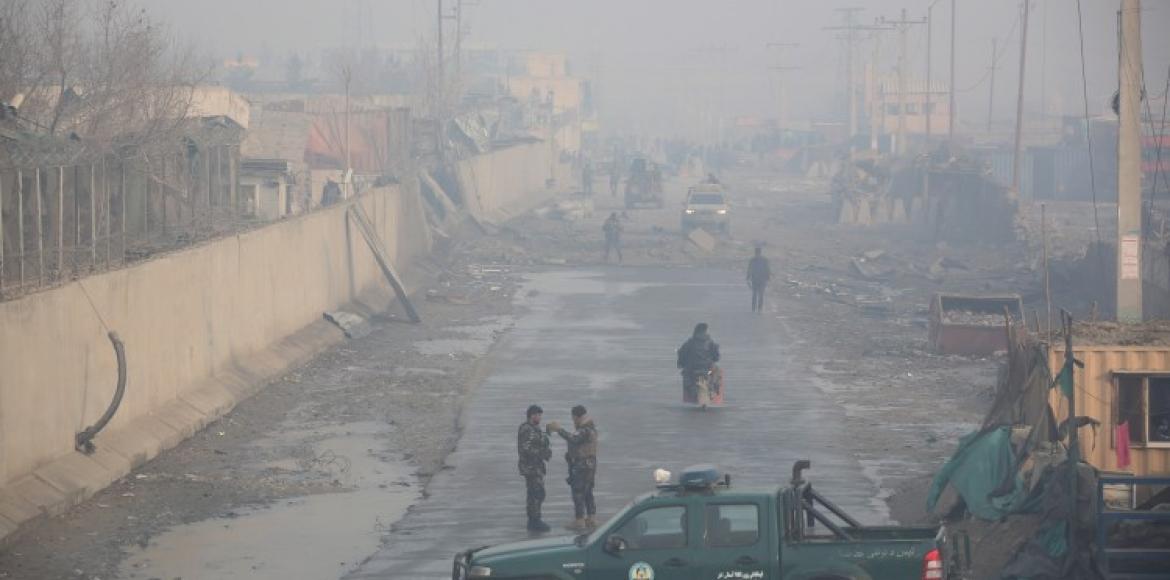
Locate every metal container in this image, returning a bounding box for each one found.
[928,293,1024,356]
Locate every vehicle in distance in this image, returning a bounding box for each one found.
[681,184,730,234]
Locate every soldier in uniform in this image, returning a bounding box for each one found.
[548,405,598,531]
[518,404,552,532]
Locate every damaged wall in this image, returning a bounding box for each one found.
[0,182,430,488]
[0,141,557,540]
[456,141,569,221]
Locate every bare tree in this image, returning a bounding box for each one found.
[1,0,206,152]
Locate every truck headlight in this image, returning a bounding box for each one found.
[685,209,696,214]
[469,566,493,577]
[716,209,727,214]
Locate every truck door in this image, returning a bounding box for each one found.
[693,502,772,580]
[586,503,698,580]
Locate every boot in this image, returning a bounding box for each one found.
[527,518,551,532]
[584,516,598,530]
[565,518,587,532]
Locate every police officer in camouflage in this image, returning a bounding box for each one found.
[518,404,552,532]
[548,405,598,532]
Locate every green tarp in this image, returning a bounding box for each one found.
[926,426,1040,520]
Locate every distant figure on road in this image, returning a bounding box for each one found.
[518,404,552,532]
[602,212,623,263]
[747,246,772,313]
[582,162,594,195]
[609,168,620,197]
[704,172,721,185]
[549,405,598,532]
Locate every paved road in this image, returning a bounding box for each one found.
[349,266,887,579]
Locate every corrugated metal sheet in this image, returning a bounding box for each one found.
[1049,346,1170,475]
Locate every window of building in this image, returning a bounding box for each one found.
[1116,374,1170,446]
[905,103,920,115]
[615,505,687,550]
[705,504,760,547]
[886,104,900,116]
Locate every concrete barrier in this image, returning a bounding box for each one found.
[0,142,556,542]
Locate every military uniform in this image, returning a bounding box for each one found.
[518,421,552,526]
[554,418,598,524]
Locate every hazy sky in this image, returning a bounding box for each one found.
[153,0,1169,135]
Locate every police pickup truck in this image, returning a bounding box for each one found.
[454,461,962,580]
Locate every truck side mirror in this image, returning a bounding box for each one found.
[605,534,628,554]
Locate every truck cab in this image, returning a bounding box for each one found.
[454,462,957,580]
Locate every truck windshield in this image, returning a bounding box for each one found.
[689,194,725,205]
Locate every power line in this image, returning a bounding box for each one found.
[1075,0,1103,254]
[956,8,1021,93]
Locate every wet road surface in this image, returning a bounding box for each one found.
[349,266,888,579]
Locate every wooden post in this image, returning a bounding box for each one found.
[17,170,24,287]
[56,166,64,280]
[89,162,96,266]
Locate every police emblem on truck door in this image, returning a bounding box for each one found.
[629,561,654,580]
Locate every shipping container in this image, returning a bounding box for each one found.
[1049,345,1170,477]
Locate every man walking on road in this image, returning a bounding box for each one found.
[747,246,771,313]
[602,213,623,263]
[518,405,552,532]
[548,405,598,531]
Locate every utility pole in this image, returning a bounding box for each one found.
[823,9,884,159]
[824,8,874,157]
[767,42,800,128]
[879,9,927,156]
[869,31,888,152]
[948,0,957,144]
[987,37,997,134]
[454,0,462,82]
[1117,0,1143,322]
[437,0,444,110]
[1010,0,1030,200]
[926,1,936,143]
[343,65,352,198]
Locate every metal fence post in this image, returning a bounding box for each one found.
[89,162,96,267]
[17,170,24,288]
[34,168,43,287]
[0,171,5,294]
[57,166,64,281]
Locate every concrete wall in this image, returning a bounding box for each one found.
[0,142,556,540]
[456,141,568,220]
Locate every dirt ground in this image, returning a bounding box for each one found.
[0,167,1057,579]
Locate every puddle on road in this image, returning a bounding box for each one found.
[414,315,513,356]
[120,429,416,580]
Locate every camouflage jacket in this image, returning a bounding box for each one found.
[518,422,551,476]
[556,418,598,467]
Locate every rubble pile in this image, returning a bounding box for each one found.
[941,310,1012,326]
